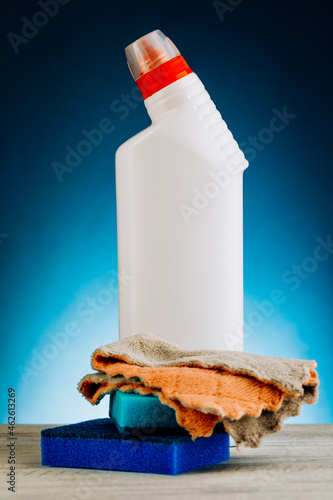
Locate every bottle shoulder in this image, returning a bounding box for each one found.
[116,123,155,160]
[116,74,248,173]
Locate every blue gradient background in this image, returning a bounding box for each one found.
[1,0,332,424]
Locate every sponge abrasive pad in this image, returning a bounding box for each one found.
[41,418,229,475]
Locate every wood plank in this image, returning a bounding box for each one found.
[1,424,332,500]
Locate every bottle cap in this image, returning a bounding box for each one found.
[125,30,180,81]
[125,30,192,99]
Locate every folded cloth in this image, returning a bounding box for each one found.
[77,334,319,449]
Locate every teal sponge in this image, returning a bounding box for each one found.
[109,390,181,432]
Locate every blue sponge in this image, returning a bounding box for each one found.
[41,418,229,475]
[109,390,181,432]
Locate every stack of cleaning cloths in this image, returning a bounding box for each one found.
[41,334,319,475]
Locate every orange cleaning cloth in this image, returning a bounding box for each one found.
[78,334,319,448]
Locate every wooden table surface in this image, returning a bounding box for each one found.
[0,424,332,500]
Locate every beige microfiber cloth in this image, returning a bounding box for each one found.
[77,333,319,449]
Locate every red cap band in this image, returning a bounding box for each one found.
[136,55,192,100]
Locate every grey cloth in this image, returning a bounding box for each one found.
[93,333,316,395]
[78,334,319,449]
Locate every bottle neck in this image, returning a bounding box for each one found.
[144,73,199,123]
[136,55,192,100]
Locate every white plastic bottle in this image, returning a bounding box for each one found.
[116,30,248,350]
